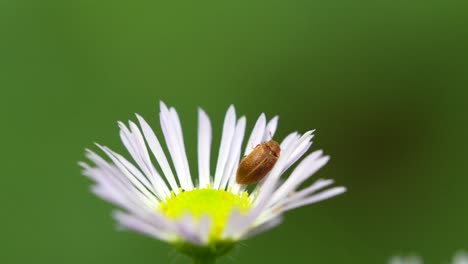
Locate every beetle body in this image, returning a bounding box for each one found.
[236,140,281,185]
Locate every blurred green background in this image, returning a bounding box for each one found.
[1,0,467,263]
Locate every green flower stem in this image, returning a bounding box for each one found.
[174,241,235,264]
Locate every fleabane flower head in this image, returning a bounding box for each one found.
[80,102,346,262]
[453,251,468,264]
[389,251,468,264]
[388,255,424,264]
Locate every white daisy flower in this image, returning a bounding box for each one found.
[388,255,424,264]
[453,251,468,264]
[80,102,346,262]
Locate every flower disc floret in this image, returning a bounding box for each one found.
[159,187,251,241]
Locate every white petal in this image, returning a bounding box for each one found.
[197,108,212,188]
[280,131,299,150]
[175,214,203,245]
[120,121,170,198]
[84,154,176,231]
[255,179,336,224]
[227,153,242,194]
[244,113,266,155]
[97,144,159,203]
[159,102,193,190]
[213,105,236,189]
[129,121,170,195]
[263,116,279,142]
[269,150,328,207]
[244,216,282,239]
[102,131,153,191]
[278,179,335,207]
[114,211,173,242]
[91,185,128,209]
[222,209,247,239]
[136,114,180,193]
[84,161,154,210]
[83,151,150,203]
[170,107,193,189]
[96,185,170,229]
[281,187,346,211]
[284,139,313,172]
[220,116,246,190]
[258,186,346,225]
[197,215,212,244]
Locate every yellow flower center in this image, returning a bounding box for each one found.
[159,186,251,242]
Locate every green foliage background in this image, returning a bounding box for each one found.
[1,0,467,263]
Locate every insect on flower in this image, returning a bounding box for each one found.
[236,140,280,185]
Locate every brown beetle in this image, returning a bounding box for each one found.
[236,140,281,185]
